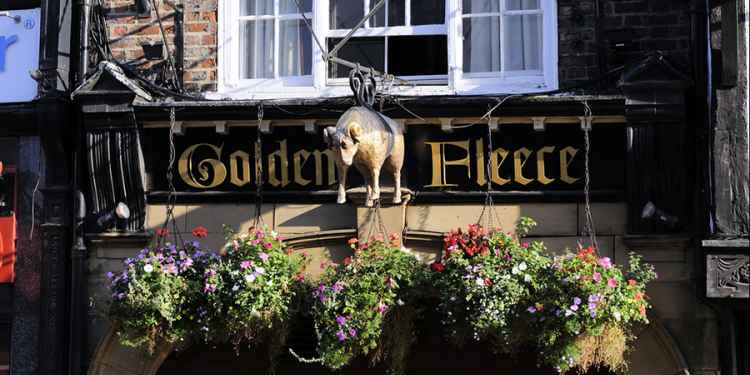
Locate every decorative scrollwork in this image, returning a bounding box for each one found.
[706,254,749,298]
[349,68,376,109]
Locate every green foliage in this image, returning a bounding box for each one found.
[310,236,427,374]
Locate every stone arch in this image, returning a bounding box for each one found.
[626,315,691,375]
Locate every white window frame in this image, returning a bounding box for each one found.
[215,0,557,99]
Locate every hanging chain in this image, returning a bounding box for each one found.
[476,104,504,230]
[366,201,390,242]
[253,103,265,228]
[159,107,182,247]
[581,100,599,250]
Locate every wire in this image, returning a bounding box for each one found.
[580,100,599,250]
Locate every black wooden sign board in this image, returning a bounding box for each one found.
[143,125,625,200]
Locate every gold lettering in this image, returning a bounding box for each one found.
[490,148,511,185]
[229,149,252,187]
[536,146,555,185]
[313,149,337,186]
[513,147,533,185]
[425,140,471,187]
[178,143,227,189]
[293,149,312,186]
[476,138,486,186]
[560,146,580,184]
[267,140,290,187]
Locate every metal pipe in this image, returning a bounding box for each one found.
[80,0,91,83]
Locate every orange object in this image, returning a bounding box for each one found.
[0,213,16,283]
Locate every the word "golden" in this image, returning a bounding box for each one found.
[178,140,337,189]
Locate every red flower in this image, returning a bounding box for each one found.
[192,226,208,238]
[484,277,493,286]
[347,238,358,245]
[634,292,643,301]
[430,262,445,272]
[639,305,647,316]
[389,233,400,241]
[628,279,637,287]
[343,257,352,266]
[156,228,169,237]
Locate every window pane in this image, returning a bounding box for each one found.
[503,14,542,70]
[241,0,273,16]
[240,20,274,79]
[327,37,385,78]
[280,0,311,14]
[388,0,405,26]
[411,0,445,25]
[505,0,539,10]
[279,20,312,76]
[330,0,364,29]
[462,16,501,73]
[462,0,500,14]
[388,35,448,76]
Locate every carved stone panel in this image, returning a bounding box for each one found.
[706,254,750,298]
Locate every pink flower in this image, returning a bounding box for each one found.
[598,257,612,269]
[258,252,269,262]
[263,242,273,250]
[607,278,618,288]
[240,260,252,269]
[592,272,602,283]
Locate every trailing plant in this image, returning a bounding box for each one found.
[197,225,307,357]
[108,236,210,353]
[309,234,427,374]
[526,247,657,373]
[430,218,551,351]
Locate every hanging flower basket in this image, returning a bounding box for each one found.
[430,218,550,351]
[191,226,307,355]
[525,247,657,373]
[308,234,428,374]
[107,239,206,353]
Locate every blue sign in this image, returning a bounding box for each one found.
[0,35,18,72]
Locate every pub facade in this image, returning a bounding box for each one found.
[3,0,748,374]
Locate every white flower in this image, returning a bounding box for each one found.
[511,266,519,275]
[397,299,405,306]
[255,266,266,274]
[245,274,256,283]
[266,279,273,286]
[518,262,528,271]
[524,274,532,282]
[270,230,278,239]
[232,284,240,291]
[614,311,622,321]
[476,277,485,286]
[143,264,154,273]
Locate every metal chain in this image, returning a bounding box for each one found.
[476,106,503,230]
[366,201,390,242]
[159,107,182,246]
[253,103,265,227]
[581,100,599,250]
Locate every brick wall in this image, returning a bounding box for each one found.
[557,0,692,88]
[103,0,218,92]
[101,0,692,94]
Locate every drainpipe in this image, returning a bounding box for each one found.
[79,0,91,83]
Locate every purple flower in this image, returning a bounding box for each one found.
[106,272,114,279]
[598,257,612,269]
[318,295,327,303]
[348,328,357,338]
[204,283,216,293]
[573,297,582,305]
[377,303,388,314]
[589,310,597,318]
[137,253,145,260]
[588,302,597,311]
[332,282,344,293]
[258,252,269,262]
[240,260,252,269]
[318,284,327,293]
[336,330,347,342]
[527,306,537,313]
[570,304,579,311]
[588,294,600,303]
[181,257,193,270]
[336,316,347,326]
